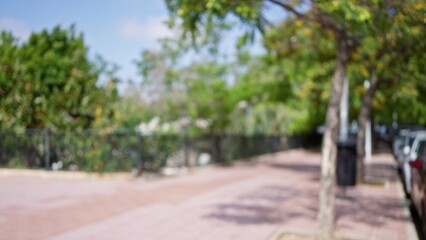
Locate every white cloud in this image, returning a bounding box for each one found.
[0,18,31,41]
[118,17,174,42]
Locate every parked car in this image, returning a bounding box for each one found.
[409,139,426,235]
[399,131,426,195]
[393,129,412,159]
[389,125,425,145]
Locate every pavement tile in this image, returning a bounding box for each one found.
[0,150,417,240]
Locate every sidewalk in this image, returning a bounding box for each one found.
[0,150,417,240]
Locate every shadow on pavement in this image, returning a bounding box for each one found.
[203,156,413,239]
[267,162,321,182]
[267,162,320,174]
[335,194,411,227]
[364,163,398,183]
[203,185,318,225]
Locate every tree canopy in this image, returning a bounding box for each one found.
[0,26,118,130]
[162,0,426,238]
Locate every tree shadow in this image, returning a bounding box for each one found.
[203,185,318,225]
[364,163,398,183]
[335,194,411,227]
[267,162,321,175]
[204,185,409,231]
[203,158,410,232]
[267,162,321,182]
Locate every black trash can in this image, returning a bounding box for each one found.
[336,140,357,186]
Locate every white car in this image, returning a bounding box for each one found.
[401,131,426,195]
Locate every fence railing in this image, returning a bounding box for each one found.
[0,129,310,173]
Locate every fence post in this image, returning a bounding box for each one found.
[213,135,222,163]
[44,128,50,170]
[136,133,143,175]
[0,130,3,164]
[184,128,190,168]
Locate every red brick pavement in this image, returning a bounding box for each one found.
[0,150,417,240]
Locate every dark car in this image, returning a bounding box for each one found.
[409,139,426,235]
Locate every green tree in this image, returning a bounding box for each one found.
[112,83,151,130]
[261,17,336,134]
[136,42,235,135]
[348,0,426,183]
[164,1,377,237]
[0,26,117,130]
[0,32,25,128]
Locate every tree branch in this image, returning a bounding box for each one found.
[311,6,343,36]
[267,0,305,18]
[266,0,343,36]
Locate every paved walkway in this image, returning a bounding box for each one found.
[0,150,417,240]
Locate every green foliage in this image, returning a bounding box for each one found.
[144,0,426,137]
[316,0,372,27]
[259,18,336,133]
[0,26,121,172]
[183,62,233,133]
[0,32,23,128]
[0,26,117,130]
[0,130,44,168]
[166,0,264,44]
[112,93,151,130]
[136,44,235,134]
[348,0,426,125]
[0,129,136,172]
[163,0,373,137]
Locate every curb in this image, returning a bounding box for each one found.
[267,228,282,240]
[0,168,133,180]
[233,148,303,166]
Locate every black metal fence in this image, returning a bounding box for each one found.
[0,129,306,173]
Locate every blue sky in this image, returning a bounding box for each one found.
[0,0,181,88]
[0,0,281,92]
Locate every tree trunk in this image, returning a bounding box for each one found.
[356,74,380,184]
[317,36,350,240]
